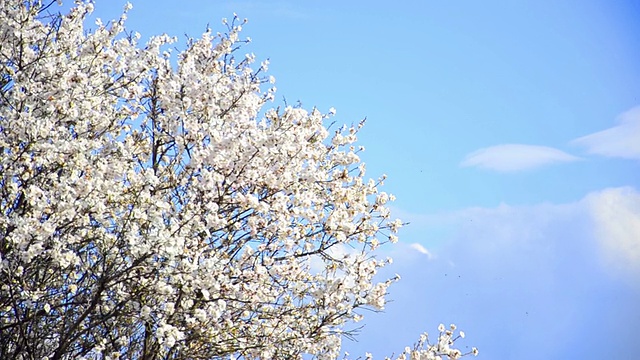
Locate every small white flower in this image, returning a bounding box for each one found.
[141,306,151,318]
[194,308,207,322]
[200,288,210,301]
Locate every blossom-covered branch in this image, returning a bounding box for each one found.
[0,1,475,359]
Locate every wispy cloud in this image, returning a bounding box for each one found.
[572,106,640,159]
[393,186,640,282]
[460,144,580,172]
[409,243,433,258]
[348,187,640,359]
[585,187,640,277]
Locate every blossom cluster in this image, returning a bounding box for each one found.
[0,1,474,359]
[386,324,478,360]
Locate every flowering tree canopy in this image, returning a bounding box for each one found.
[0,1,476,359]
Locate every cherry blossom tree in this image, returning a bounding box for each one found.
[0,1,476,359]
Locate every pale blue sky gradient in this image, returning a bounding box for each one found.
[76,1,640,358]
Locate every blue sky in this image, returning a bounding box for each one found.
[81,1,640,358]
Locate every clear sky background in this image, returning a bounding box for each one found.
[77,1,640,358]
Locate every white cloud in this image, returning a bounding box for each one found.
[460,144,580,172]
[390,186,640,284]
[409,243,433,258]
[585,187,640,278]
[572,106,640,159]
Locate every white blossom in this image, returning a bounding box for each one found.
[0,1,474,359]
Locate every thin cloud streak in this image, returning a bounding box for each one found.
[409,243,433,258]
[572,106,640,160]
[460,144,580,172]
